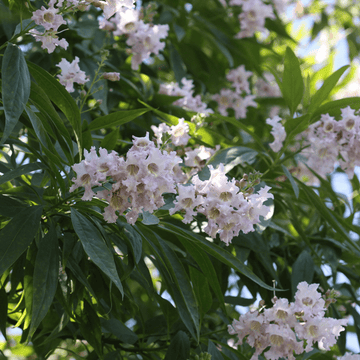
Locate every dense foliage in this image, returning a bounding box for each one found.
[1,0,360,359]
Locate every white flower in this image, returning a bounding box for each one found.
[30,29,69,53]
[266,115,286,152]
[56,57,89,92]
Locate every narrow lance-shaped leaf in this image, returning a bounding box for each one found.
[88,108,150,131]
[308,65,350,113]
[282,47,304,115]
[291,250,314,296]
[160,222,282,292]
[30,223,59,338]
[71,208,124,297]
[0,206,43,276]
[27,62,83,157]
[282,165,299,199]
[0,162,46,186]
[1,43,31,144]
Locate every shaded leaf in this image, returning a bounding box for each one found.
[71,209,124,297]
[1,43,30,143]
[291,250,314,296]
[0,162,45,186]
[282,165,299,199]
[0,206,43,276]
[308,65,349,113]
[100,317,138,344]
[88,108,150,131]
[30,223,59,337]
[164,331,190,360]
[282,47,304,115]
[27,62,82,156]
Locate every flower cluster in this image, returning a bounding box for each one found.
[229,0,276,39]
[70,133,182,224]
[30,0,68,53]
[159,78,214,115]
[228,282,348,360]
[170,167,273,245]
[99,3,169,70]
[56,56,89,92]
[71,120,272,244]
[297,106,360,181]
[266,115,286,152]
[212,65,257,119]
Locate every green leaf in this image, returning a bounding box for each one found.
[156,235,200,340]
[142,211,160,225]
[168,44,187,84]
[299,182,360,253]
[138,225,200,340]
[1,43,30,144]
[66,256,97,299]
[184,239,225,312]
[0,162,45,186]
[88,108,150,131]
[100,317,138,344]
[0,195,28,217]
[25,106,65,166]
[224,296,254,306]
[71,208,124,297]
[308,65,349,113]
[311,97,360,120]
[100,128,119,150]
[29,81,73,155]
[281,165,299,199]
[208,340,224,360]
[189,267,212,320]
[209,113,266,152]
[27,62,82,157]
[0,287,7,340]
[119,223,142,264]
[291,250,314,296]
[0,206,43,276]
[30,223,59,338]
[164,331,190,360]
[282,47,304,115]
[160,222,280,292]
[200,146,257,179]
[79,300,103,358]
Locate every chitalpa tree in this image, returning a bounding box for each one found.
[1,0,360,359]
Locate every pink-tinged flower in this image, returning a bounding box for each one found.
[32,3,66,31]
[102,0,135,19]
[169,184,202,223]
[170,118,190,146]
[264,298,296,327]
[102,72,120,81]
[127,22,169,70]
[30,29,69,53]
[151,123,170,145]
[99,17,116,31]
[113,8,139,34]
[160,77,214,115]
[266,115,286,152]
[294,281,326,318]
[232,94,257,119]
[212,89,236,116]
[226,65,252,94]
[338,353,360,360]
[56,56,89,92]
[230,0,275,38]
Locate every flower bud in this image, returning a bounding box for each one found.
[102,72,120,81]
[80,90,87,98]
